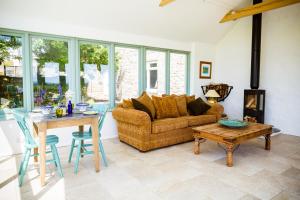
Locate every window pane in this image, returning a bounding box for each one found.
[146,50,166,95]
[150,70,158,89]
[80,43,109,104]
[115,47,139,102]
[0,34,23,108]
[32,37,69,107]
[170,53,186,95]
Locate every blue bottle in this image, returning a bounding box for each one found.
[68,100,73,115]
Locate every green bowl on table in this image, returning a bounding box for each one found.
[218,119,248,128]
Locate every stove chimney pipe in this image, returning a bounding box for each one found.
[250,0,262,89]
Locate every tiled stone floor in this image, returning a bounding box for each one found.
[1,133,300,200]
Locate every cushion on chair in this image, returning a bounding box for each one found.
[152,117,188,134]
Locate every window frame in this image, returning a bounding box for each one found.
[114,45,141,102]
[78,40,110,104]
[169,52,190,95]
[0,28,190,116]
[0,30,27,112]
[30,35,72,108]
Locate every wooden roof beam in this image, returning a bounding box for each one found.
[220,0,300,23]
[159,0,176,7]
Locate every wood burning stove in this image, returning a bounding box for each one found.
[243,89,265,123]
[243,0,266,124]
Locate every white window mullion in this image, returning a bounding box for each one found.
[23,33,33,111]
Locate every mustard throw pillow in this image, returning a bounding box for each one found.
[173,95,188,116]
[137,92,156,119]
[162,94,188,116]
[152,95,180,119]
[185,95,196,104]
[122,99,134,109]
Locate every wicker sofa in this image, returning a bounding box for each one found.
[112,102,224,152]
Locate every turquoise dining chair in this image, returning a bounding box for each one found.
[13,110,63,186]
[68,104,108,174]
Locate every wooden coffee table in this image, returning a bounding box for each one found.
[193,122,272,167]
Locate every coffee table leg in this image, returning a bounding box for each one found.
[226,144,234,167]
[194,138,200,155]
[265,134,271,150]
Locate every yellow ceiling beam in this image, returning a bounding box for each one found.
[220,0,300,23]
[159,0,176,7]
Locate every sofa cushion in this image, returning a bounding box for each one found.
[183,115,216,127]
[136,92,156,119]
[162,94,188,116]
[152,117,188,134]
[132,98,154,121]
[187,97,211,116]
[185,95,196,104]
[152,95,180,119]
[173,95,188,116]
[122,99,134,109]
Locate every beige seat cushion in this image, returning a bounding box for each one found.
[183,115,216,127]
[152,117,188,134]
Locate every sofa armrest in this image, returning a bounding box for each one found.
[205,103,224,120]
[112,107,151,126]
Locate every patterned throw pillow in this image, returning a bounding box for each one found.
[136,92,156,119]
[162,94,189,116]
[122,99,134,109]
[187,97,211,116]
[173,95,188,116]
[152,95,180,119]
[131,98,154,121]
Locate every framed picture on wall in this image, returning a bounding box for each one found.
[199,61,212,79]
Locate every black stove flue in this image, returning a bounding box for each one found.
[250,0,262,89]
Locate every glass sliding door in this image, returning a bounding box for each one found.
[80,42,109,104]
[0,34,23,108]
[115,46,139,102]
[31,37,69,107]
[170,53,187,95]
[146,50,166,95]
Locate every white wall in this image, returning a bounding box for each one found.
[190,42,216,98]
[0,16,191,52]
[214,5,300,136]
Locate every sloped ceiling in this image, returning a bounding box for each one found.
[0,0,251,43]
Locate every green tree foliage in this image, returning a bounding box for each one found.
[0,35,22,65]
[80,43,108,71]
[32,38,68,71]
